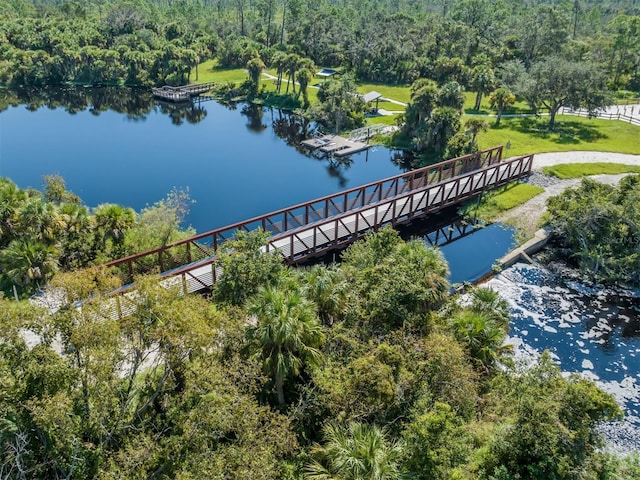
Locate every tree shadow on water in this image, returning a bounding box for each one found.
[505,117,608,145]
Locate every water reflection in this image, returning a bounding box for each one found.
[241,103,267,133]
[0,86,155,118]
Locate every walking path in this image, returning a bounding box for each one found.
[498,151,640,236]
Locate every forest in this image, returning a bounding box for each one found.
[2,0,638,161]
[1,161,640,479]
[2,0,640,478]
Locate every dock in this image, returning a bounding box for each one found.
[152,82,215,102]
[301,134,370,157]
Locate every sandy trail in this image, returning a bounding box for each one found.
[498,151,640,236]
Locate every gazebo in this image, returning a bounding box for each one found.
[316,68,340,82]
[361,90,383,112]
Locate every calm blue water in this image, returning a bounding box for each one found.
[438,223,516,284]
[0,98,403,233]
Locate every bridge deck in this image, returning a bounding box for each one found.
[94,151,533,320]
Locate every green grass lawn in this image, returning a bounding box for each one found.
[355,83,411,104]
[476,115,640,156]
[191,59,248,84]
[542,162,640,178]
[463,91,536,115]
[459,183,545,222]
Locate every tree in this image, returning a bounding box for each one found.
[246,285,324,405]
[213,229,286,306]
[470,64,495,110]
[482,352,621,480]
[546,176,640,285]
[302,265,347,326]
[341,227,450,329]
[436,81,465,110]
[0,239,58,292]
[297,65,315,108]
[246,55,266,96]
[520,57,613,129]
[607,14,640,87]
[305,422,404,480]
[403,401,472,480]
[312,76,366,133]
[94,203,135,247]
[464,117,489,150]
[488,87,516,125]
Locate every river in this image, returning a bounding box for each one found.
[1,87,638,452]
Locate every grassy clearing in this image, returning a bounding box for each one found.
[355,83,411,104]
[476,115,640,156]
[463,91,535,115]
[542,162,640,178]
[191,59,248,84]
[460,183,545,222]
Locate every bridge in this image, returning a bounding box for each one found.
[152,82,216,102]
[98,146,533,311]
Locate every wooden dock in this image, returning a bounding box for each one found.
[152,82,215,102]
[301,134,369,157]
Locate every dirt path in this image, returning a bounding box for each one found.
[497,151,640,237]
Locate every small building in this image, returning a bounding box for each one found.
[360,91,383,112]
[316,68,340,81]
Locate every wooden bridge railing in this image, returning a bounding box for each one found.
[151,153,534,297]
[103,146,504,284]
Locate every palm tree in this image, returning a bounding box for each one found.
[297,66,315,108]
[246,55,265,95]
[452,310,512,372]
[464,117,489,151]
[0,178,28,246]
[470,64,496,110]
[271,50,288,93]
[427,106,461,153]
[19,198,65,242]
[0,239,59,290]
[302,265,347,326]
[94,203,135,246]
[305,422,405,480]
[246,286,324,405]
[410,79,438,125]
[285,52,302,94]
[470,287,510,328]
[436,81,465,110]
[489,87,516,125]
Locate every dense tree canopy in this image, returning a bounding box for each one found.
[546,175,640,286]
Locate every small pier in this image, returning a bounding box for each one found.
[301,134,370,157]
[152,82,215,102]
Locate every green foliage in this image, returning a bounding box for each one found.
[403,401,473,480]
[341,227,450,329]
[312,75,367,133]
[546,176,640,285]
[480,352,621,480]
[213,229,286,306]
[305,422,404,480]
[246,282,325,405]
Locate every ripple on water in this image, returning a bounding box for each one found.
[486,263,640,455]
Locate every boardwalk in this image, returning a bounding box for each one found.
[152,82,215,102]
[301,134,370,157]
